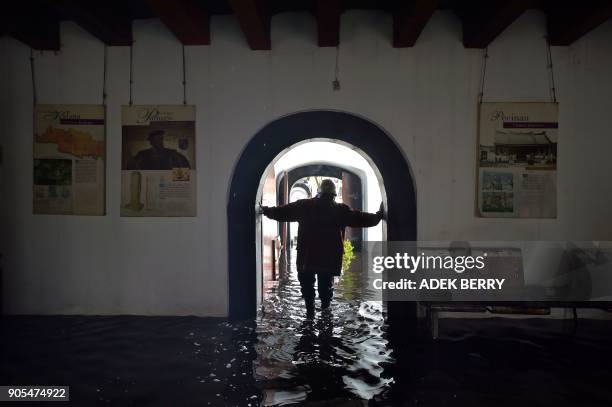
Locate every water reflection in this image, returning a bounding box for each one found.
[255,250,393,405]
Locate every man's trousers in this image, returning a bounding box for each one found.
[297,271,334,308]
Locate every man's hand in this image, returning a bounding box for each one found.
[258,204,271,216]
[376,202,386,220]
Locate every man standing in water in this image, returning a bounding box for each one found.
[260,179,384,318]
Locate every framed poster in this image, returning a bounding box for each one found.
[34,105,106,215]
[477,102,558,218]
[121,105,196,217]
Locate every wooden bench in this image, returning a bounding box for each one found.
[424,301,612,339]
[421,245,611,338]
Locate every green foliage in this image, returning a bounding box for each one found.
[342,239,356,272]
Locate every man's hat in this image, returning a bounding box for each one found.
[318,179,337,196]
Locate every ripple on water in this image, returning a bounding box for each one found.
[255,251,394,405]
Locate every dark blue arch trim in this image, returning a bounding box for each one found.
[227,111,417,319]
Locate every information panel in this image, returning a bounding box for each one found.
[121,105,196,217]
[478,102,558,218]
[34,105,106,215]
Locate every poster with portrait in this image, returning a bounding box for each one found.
[121,105,196,217]
[34,105,106,215]
[478,102,558,218]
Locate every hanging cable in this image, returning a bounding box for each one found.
[129,45,134,106]
[478,47,489,105]
[332,45,340,91]
[182,45,187,105]
[30,48,37,106]
[102,45,108,105]
[546,38,557,103]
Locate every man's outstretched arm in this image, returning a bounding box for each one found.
[343,202,385,228]
[260,200,303,222]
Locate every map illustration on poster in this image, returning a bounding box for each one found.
[34,105,106,215]
[478,102,558,218]
[121,105,196,217]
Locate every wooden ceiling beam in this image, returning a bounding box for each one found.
[52,0,132,46]
[147,0,210,45]
[316,0,343,47]
[547,0,612,46]
[4,3,60,50]
[462,0,530,48]
[228,0,270,50]
[11,23,60,51]
[7,23,61,51]
[393,0,437,47]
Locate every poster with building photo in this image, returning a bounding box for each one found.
[478,102,558,218]
[34,105,105,215]
[121,105,196,217]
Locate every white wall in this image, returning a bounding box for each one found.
[1,10,612,316]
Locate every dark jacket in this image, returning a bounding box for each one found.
[263,197,381,275]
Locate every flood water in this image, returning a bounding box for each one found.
[2,249,612,406]
[255,249,393,405]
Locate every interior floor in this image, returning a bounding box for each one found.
[2,258,612,406]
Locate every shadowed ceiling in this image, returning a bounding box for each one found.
[3,0,611,51]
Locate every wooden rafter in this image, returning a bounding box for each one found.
[228,0,270,50]
[393,0,438,48]
[547,0,612,45]
[52,0,132,46]
[461,0,530,48]
[4,3,60,50]
[315,0,343,47]
[147,0,210,45]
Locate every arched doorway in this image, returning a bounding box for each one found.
[228,111,417,320]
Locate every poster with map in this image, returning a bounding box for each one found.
[121,105,196,217]
[34,105,106,215]
[478,102,558,218]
